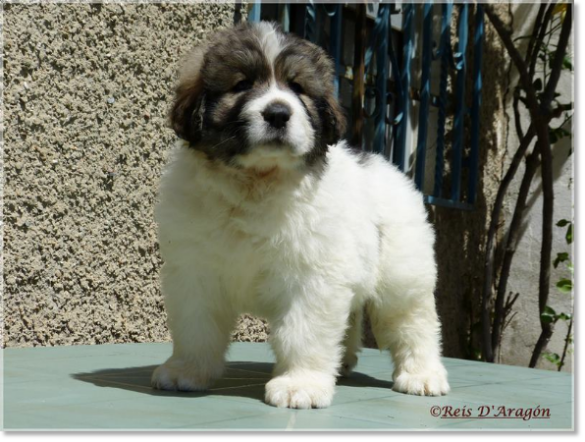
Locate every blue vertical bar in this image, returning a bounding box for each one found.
[328,5,343,97]
[304,2,317,43]
[373,5,390,154]
[248,0,261,22]
[451,3,468,202]
[415,3,433,191]
[279,3,291,32]
[434,2,453,198]
[387,17,402,129]
[468,5,484,205]
[393,2,414,172]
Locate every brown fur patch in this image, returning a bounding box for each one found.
[169,22,347,165]
[169,75,205,144]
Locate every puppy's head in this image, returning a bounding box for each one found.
[170,22,346,172]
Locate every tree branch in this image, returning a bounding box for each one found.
[530,6,572,367]
[485,5,572,367]
[489,95,569,356]
[528,4,554,80]
[529,326,554,368]
[525,4,546,69]
[513,89,525,140]
[542,7,573,106]
[484,7,539,111]
[481,125,536,362]
[491,148,540,354]
[558,317,573,371]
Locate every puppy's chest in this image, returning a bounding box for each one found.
[200,195,318,268]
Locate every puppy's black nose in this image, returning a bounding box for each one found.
[262,102,292,129]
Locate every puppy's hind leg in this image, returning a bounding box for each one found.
[340,307,363,377]
[368,278,450,396]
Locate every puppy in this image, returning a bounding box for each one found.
[152,22,449,409]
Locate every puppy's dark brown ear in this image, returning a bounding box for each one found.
[169,47,207,145]
[322,93,347,146]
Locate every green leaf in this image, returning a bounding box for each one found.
[559,128,571,137]
[543,352,561,365]
[557,219,570,227]
[553,252,569,268]
[563,56,573,71]
[541,306,557,324]
[556,312,571,321]
[550,127,571,142]
[533,78,543,91]
[566,223,573,244]
[556,278,573,293]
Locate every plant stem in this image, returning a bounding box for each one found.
[542,9,573,106]
[558,317,573,371]
[481,126,536,362]
[492,149,540,354]
[485,4,572,367]
[530,6,572,368]
[512,89,525,140]
[529,4,554,80]
[526,4,546,71]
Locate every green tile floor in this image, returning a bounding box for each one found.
[2,342,573,430]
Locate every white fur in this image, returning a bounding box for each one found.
[254,21,284,64]
[152,21,449,408]
[239,84,315,165]
[152,139,450,408]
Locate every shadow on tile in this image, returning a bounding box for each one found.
[72,361,394,404]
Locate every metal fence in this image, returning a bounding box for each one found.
[239,2,484,211]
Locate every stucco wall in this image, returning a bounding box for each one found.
[2,2,261,347]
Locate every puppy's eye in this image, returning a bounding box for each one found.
[288,81,304,95]
[232,80,253,93]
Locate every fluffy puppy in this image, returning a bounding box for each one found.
[152,22,450,409]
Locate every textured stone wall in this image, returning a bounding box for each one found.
[1,2,258,347]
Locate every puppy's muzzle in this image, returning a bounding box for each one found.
[262,102,292,130]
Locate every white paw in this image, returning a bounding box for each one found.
[151,359,221,392]
[265,373,335,409]
[392,365,450,396]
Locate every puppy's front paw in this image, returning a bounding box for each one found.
[151,359,221,392]
[392,365,450,396]
[265,373,335,409]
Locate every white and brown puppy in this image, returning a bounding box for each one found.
[152,22,449,409]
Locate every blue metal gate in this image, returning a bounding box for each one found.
[240,2,484,211]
